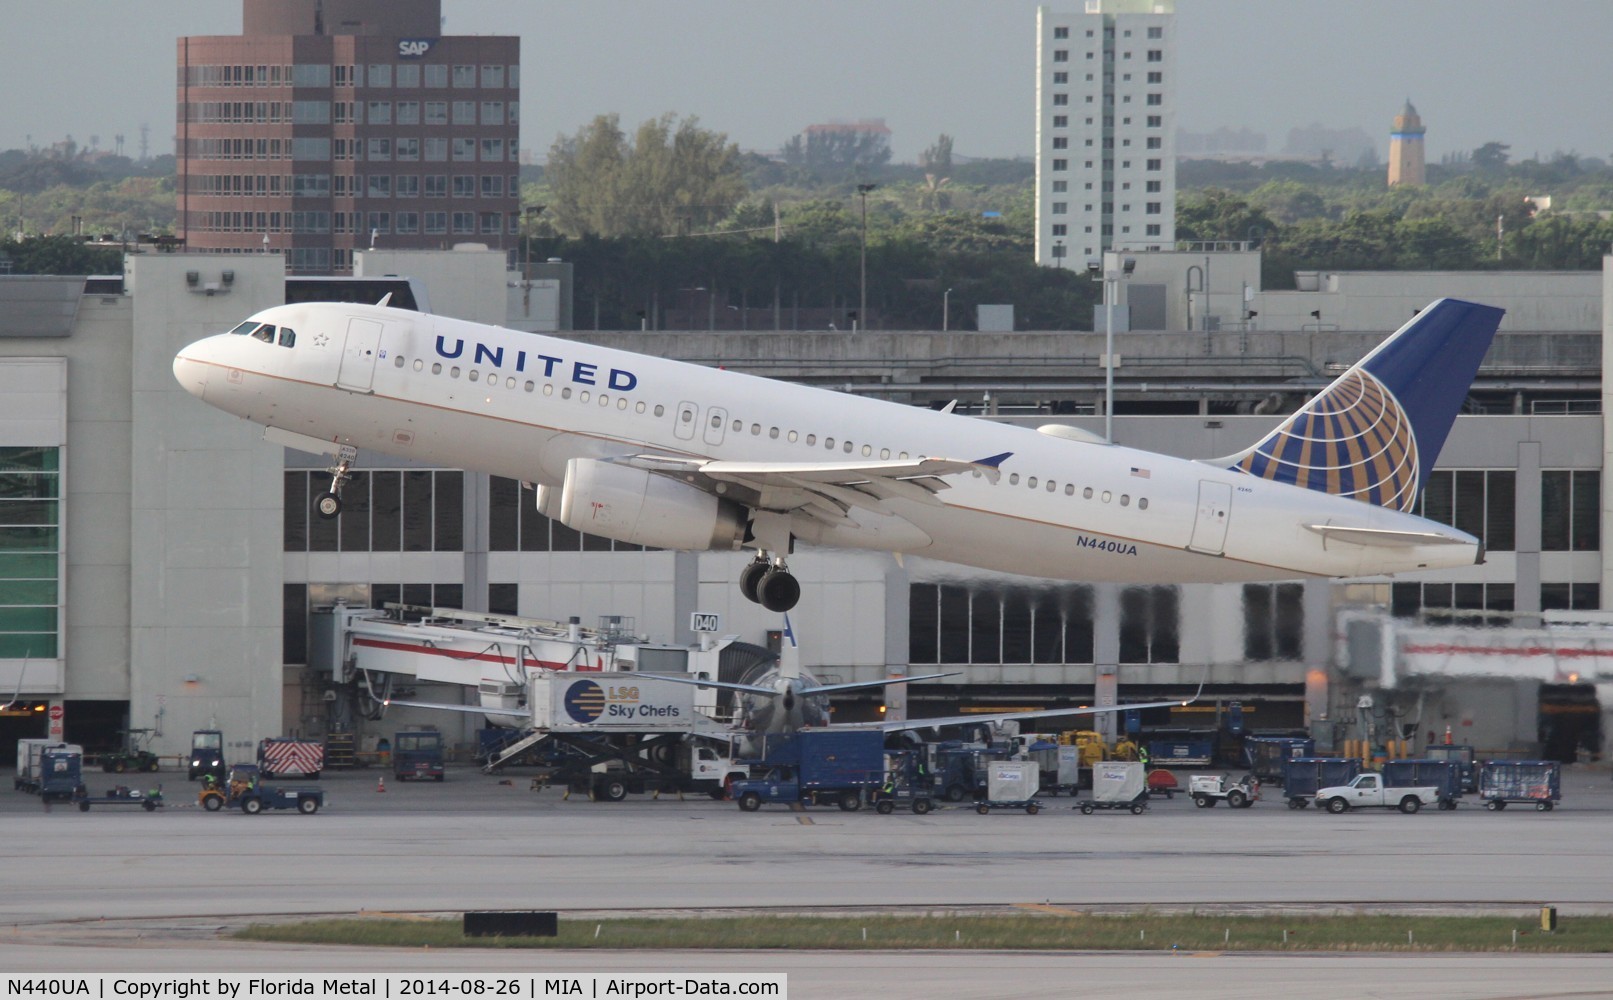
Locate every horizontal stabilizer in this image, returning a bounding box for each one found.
[873,678,1203,734]
[800,671,959,697]
[1303,523,1473,548]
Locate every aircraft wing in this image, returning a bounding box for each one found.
[1303,523,1473,548]
[619,452,1010,522]
[382,697,518,716]
[869,691,1202,734]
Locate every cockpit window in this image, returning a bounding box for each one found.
[251,324,276,344]
[278,328,296,348]
[230,321,258,335]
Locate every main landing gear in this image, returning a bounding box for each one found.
[739,554,800,613]
[313,445,359,520]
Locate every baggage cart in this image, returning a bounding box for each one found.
[975,761,1042,814]
[1077,760,1149,814]
[1243,736,1315,783]
[1280,757,1361,809]
[1478,760,1561,811]
[75,785,165,812]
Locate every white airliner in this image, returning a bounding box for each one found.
[174,296,1501,618]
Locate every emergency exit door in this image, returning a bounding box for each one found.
[1188,480,1233,555]
[336,318,383,392]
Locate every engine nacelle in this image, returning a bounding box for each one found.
[551,458,746,551]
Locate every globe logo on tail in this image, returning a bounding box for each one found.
[1233,369,1419,511]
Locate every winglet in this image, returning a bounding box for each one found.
[974,452,1012,468]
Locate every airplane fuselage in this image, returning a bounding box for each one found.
[175,302,1481,583]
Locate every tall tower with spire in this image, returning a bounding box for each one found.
[1388,99,1426,186]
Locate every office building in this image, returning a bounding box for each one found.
[1035,1,1176,269]
[177,0,520,273]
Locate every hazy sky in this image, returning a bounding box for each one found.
[4,0,1610,165]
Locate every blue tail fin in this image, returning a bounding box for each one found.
[1221,298,1503,511]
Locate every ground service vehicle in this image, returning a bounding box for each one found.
[1478,760,1561,811]
[198,764,259,811]
[76,785,163,812]
[101,729,160,773]
[977,761,1043,815]
[16,740,83,793]
[1243,736,1315,784]
[239,783,324,814]
[189,730,226,782]
[1315,772,1440,814]
[869,750,935,815]
[1078,761,1149,814]
[1280,757,1361,809]
[1422,743,1479,793]
[1382,759,1463,810]
[38,747,88,803]
[732,730,884,812]
[258,737,323,778]
[930,741,1014,801]
[392,730,445,781]
[1189,773,1260,808]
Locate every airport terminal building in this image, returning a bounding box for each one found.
[1,245,1608,764]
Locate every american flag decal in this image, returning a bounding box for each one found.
[1130,467,1151,479]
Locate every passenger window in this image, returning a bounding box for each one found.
[843,440,853,453]
[1028,477,1038,489]
[805,434,816,446]
[561,387,571,399]
[655,404,666,417]
[769,427,779,439]
[393,354,404,367]
[1120,494,1130,506]
[469,370,479,382]
[733,419,743,432]
[1083,487,1094,499]
[880,448,889,459]
[752,424,761,436]
[1009,474,1020,485]
[1046,481,1056,492]
[1101,491,1112,503]
[618,398,628,410]
[1064,484,1074,496]
[825,437,835,449]
[635,402,646,413]
[711,415,721,428]
[450,367,461,378]
[413,360,424,372]
[1138,498,1149,510]
[579,390,589,403]
[543,384,554,396]
[861,444,872,457]
[431,363,442,375]
[787,431,797,442]
[506,377,516,389]
[525,381,535,392]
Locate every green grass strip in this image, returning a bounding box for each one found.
[236,913,1613,952]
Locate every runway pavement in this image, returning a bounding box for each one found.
[5,764,1612,998]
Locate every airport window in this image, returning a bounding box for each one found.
[0,447,60,657]
[1391,581,1516,621]
[1052,137,1068,150]
[396,64,420,88]
[909,582,1094,665]
[1119,585,1178,663]
[1052,159,1067,171]
[1148,26,1163,39]
[1052,180,1067,193]
[424,211,447,234]
[424,64,448,88]
[1147,115,1162,128]
[453,65,477,87]
[285,470,461,554]
[1053,115,1068,128]
[366,101,392,125]
[1147,49,1162,62]
[453,100,477,125]
[482,65,505,88]
[1053,50,1068,62]
[1053,72,1068,84]
[453,138,477,161]
[1053,26,1068,39]
[1542,470,1598,551]
[1148,71,1163,83]
[1053,94,1068,106]
[1243,583,1303,660]
[397,101,421,125]
[1147,93,1162,106]
[1146,225,1160,236]
[1419,470,1516,552]
[425,101,448,125]
[368,64,391,88]
[481,175,504,197]
[1540,583,1600,612]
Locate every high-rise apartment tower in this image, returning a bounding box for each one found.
[1035,1,1176,268]
[178,0,520,273]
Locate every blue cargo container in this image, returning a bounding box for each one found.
[1148,738,1214,767]
[1279,757,1361,808]
[1243,737,1315,783]
[732,730,886,811]
[1478,760,1561,811]
[1421,744,1479,793]
[1382,759,1462,809]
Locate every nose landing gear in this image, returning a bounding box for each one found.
[738,554,800,612]
[313,444,359,520]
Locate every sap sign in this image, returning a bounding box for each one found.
[398,38,437,58]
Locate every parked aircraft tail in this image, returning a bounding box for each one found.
[1218,298,1503,511]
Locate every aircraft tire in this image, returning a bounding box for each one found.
[738,560,768,604]
[758,570,800,613]
[315,492,343,519]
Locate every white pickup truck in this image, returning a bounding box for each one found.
[1315,773,1440,814]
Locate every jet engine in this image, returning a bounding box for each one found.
[540,458,746,551]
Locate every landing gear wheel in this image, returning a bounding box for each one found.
[758,569,800,613]
[315,492,343,519]
[739,560,769,604]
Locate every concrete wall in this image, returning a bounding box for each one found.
[128,254,286,758]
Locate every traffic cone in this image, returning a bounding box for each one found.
[376,775,386,793]
[1443,725,1453,745]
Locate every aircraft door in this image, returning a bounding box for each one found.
[673,401,699,441]
[1188,480,1233,555]
[336,318,383,392]
[703,406,728,447]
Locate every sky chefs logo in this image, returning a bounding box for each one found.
[563,680,606,723]
[435,336,638,392]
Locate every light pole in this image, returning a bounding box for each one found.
[943,287,953,332]
[1089,254,1135,444]
[856,183,876,331]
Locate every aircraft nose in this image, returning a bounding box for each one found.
[173,343,210,398]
